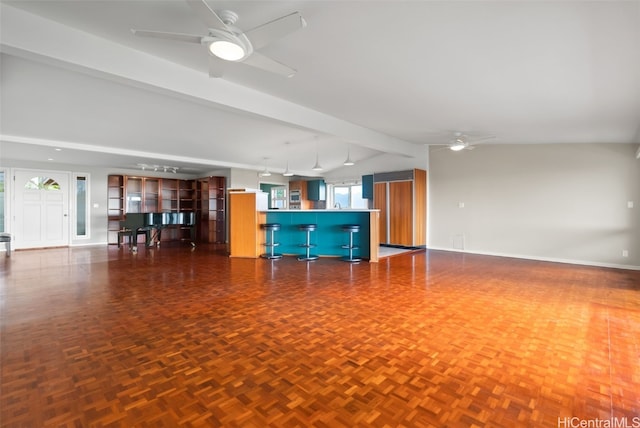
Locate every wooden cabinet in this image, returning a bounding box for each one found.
[288,180,312,209]
[125,177,159,213]
[373,168,426,247]
[107,175,125,244]
[107,175,226,245]
[229,191,267,258]
[161,179,178,212]
[179,180,196,211]
[197,176,226,243]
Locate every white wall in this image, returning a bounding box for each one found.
[429,143,640,269]
[229,168,263,191]
[0,159,207,246]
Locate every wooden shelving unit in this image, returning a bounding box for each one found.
[179,180,196,212]
[107,175,125,245]
[106,174,226,245]
[161,179,178,212]
[208,176,226,244]
[195,176,226,244]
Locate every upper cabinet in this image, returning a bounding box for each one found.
[362,174,374,199]
[307,179,326,201]
[125,177,159,213]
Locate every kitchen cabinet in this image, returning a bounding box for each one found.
[373,169,426,247]
[307,179,326,201]
[288,180,312,209]
[362,174,374,199]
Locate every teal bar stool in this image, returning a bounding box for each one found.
[261,223,282,259]
[341,224,361,262]
[298,224,319,261]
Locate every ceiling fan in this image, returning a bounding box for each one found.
[435,132,495,152]
[132,0,306,78]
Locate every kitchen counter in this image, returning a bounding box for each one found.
[262,209,380,262]
[264,209,380,212]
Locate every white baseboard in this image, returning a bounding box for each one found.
[70,241,109,247]
[427,246,640,271]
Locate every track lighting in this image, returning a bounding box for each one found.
[136,163,179,173]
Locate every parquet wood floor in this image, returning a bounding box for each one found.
[1,245,639,427]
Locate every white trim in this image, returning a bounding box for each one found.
[0,168,6,233]
[427,246,640,271]
[70,242,108,248]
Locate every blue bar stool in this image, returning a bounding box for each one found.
[298,224,319,261]
[261,223,282,259]
[341,224,361,262]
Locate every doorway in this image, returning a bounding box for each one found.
[13,169,70,249]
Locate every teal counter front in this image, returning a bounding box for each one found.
[263,210,380,262]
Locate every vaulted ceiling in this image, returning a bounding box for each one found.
[1,1,639,176]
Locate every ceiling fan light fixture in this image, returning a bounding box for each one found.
[450,142,466,151]
[209,39,245,61]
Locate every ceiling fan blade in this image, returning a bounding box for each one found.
[132,29,203,44]
[244,11,306,50]
[185,0,227,30]
[242,51,297,77]
[467,135,496,143]
[208,55,227,78]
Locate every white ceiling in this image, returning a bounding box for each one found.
[1,0,639,177]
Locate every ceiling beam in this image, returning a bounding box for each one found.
[0,3,423,159]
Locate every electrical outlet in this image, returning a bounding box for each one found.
[628,201,634,208]
[622,250,629,257]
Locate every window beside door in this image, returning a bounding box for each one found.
[74,174,89,238]
[0,171,5,233]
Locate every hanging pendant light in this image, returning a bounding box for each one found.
[283,142,294,176]
[312,138,323,171]
[343,145,355,166]
[283,160,294,177]
[259,157,272,177]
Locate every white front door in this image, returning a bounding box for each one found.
[14,170,70,249]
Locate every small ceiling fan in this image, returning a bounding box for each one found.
[435,132,495,152]
[132,0,306,78]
